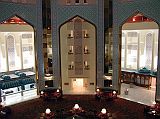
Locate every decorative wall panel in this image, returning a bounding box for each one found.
[0,2,36,26]
[145,33,153,69]
[74,18,83,75]
[51,0,104,87]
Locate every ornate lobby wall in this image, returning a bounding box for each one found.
[113,0,160,99]
[51,0,104,88]
[0,1,44,91]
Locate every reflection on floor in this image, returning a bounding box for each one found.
[63,90,95,95]
[119,83,155,106]
[2,84,156,106]
[2,89,39,106]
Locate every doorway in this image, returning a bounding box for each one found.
[72,78,85,93]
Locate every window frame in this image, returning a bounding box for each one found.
[83,0,88,4]
[75,0,80,4]
[121,30,158,71]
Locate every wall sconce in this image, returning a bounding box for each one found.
[84,45,89,54]
[68,61,74,70]
[84,61,88,66]
[84,30,89,38]
[68,30,74,38]
[69,46,74,54]
[84,61,89,70]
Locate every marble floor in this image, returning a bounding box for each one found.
[2,89,39,106]
[1,83,156,106]
[119,83,155,106]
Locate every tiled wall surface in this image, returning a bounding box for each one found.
[0,0,36,4]
[0,2,36,26]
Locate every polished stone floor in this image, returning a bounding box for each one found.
[2,82,156,107]
[2,89,38,106]
[119,83,155,106]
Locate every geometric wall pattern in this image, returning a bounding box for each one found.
[74,18,83,75]
[0,2,36,26]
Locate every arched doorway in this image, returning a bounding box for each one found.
[60,16,96,94]
[120,13,159,106]
[0,16,37,105]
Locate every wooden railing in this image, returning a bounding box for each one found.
[121,70,156,89]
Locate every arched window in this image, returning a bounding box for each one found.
[84,0,87,4]
[0,16,35,72]
[121,13,159,71]
[75,0,79,4]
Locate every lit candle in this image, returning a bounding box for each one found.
[101,108,107,114]
[96,88,100,92]
[133,17,136,21]
[56,89,60,93]
[152,101,156,105]
[84,30,88,37]
[71,30,73,37]
[85,61,88,66]
[45,108,51,115]
[71,61,74,66]
[74,104,79,110]
[70,46,73,52]
[85,46,88,52]
[151,101,156,108]
[40,91,44,94]
[126,88,129,92]
[113,91,116,95]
